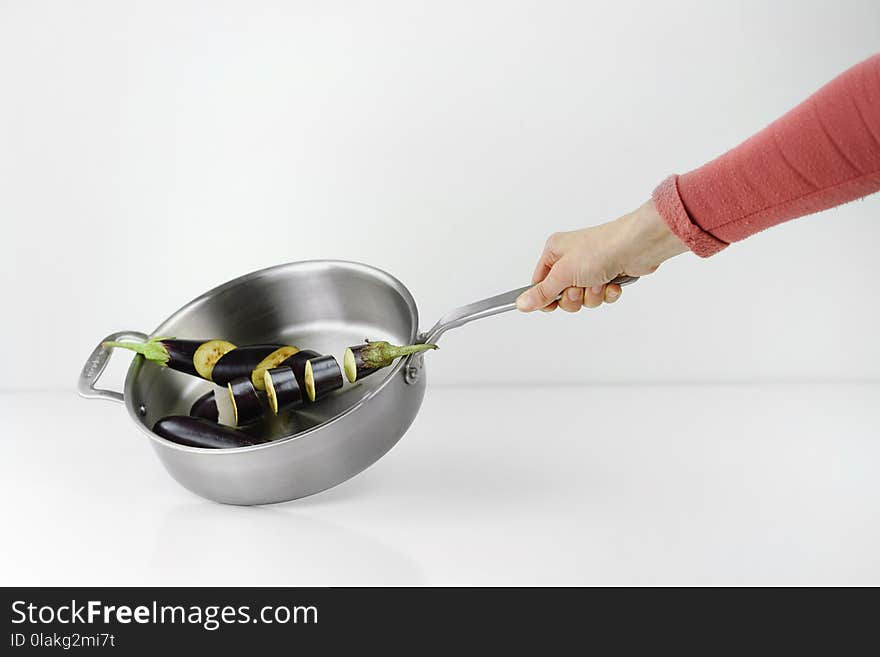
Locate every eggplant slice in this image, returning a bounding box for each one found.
[210,344,284,387]
[343,340,437,383]
[193,340,238,380]
[277,349,320,390]
[264,366,304,414]
[303,355,344,402]
[251,345,300,390]
[227,377,264,427]
[153,416,267,449]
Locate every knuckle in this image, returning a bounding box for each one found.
[534,281,551,302]
[574,265,604,288]
[545,232,565,252]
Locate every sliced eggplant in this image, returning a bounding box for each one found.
[303,355,343,402]
[153,416,266,449]
[189,390,219,422]
[102,337,236,380]
[264,366,303,414]
[277,349,320,390]
[193,340,238,380]
[210,344,284,387]
[343,340,438,383]
[227,376,264,426]
[213,385,237,426]
[251,345,299,390]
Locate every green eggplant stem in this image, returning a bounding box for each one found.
[361,341,437,368]
[102,337,170,366]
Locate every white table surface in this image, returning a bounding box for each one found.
[2,384,878,586]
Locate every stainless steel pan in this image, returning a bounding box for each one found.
[79,260,635,505]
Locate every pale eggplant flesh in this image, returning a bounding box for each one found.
[153,416,266,449]
[264,366,303,414]
[304,355,344,402]
[102,337,236,381]
[343,340,437,383]
[193,340,238,380]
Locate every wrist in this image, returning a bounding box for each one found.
[621,200,689,269]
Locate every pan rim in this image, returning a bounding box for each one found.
[124,259,421,454]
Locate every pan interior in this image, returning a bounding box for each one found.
[125,261,418,443]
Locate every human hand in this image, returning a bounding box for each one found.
[516,200,688,312]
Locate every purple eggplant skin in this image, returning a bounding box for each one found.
[343,341,438,383]
[227,377,265,426]
[210,344,284,387]
[278,349,321,390]
[304,355,344,402]
[157,340,204,377]
[102,337,235,379]
[189,390,219,422]
[153,416,267,449]
[343,345,379,383]
[264,366,303,414]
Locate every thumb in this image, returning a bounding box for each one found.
[516,261,572,312]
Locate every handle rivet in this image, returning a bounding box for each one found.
[138,405,146,416]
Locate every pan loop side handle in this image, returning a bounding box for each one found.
[403,275,639,384]
[78,331,149,402]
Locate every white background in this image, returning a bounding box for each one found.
[2,0,879,389]
[4,384,880,585]
[1,1,879,587]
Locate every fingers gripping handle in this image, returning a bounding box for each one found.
[78,331,149,402]
[596,274,639,288]
[403,275,638,384]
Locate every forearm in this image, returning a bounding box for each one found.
[654,53,880,257]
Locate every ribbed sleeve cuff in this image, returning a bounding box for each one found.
[652,175,728,258]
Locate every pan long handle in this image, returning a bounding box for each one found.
[403,274,638,384]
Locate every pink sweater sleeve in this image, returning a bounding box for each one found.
[653,53,880,257]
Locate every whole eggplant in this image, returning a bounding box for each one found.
[153,416,268,449]
[189,390,219,422]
